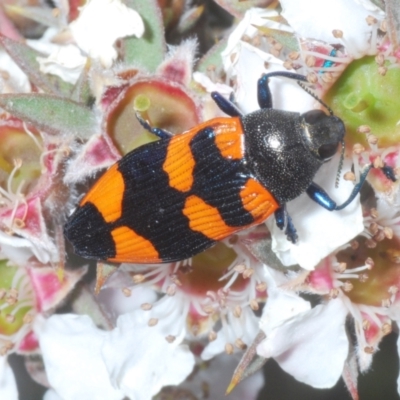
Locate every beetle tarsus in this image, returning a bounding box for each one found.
[135,112,172,139]
[335,165,372,211]
[274,206,298,243]
[285,213,298,244]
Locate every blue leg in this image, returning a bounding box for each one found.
[135,112,172,140]
[306,165,372,211]
[258,72,308,109]
[285,213,298,244]
[308,164,397,211]
[274,207,285,230]
[381,165,397,182]
[306,183,336,211]
[211,92,242,117]
[274,206,298,243]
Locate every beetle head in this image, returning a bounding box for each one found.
[301,109,345,162]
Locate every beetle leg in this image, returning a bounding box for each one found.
[274,206,298,243]
[211,92,242,117]
[135,112,172,140]
[306,182,337,211]
[257,72,308,109]
[381,165,397,182]
[285,213,298,243]
[307,165,373,211]
[274,207,285,229]
[308,164,397,212]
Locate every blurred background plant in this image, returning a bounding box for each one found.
[0,0,400,399]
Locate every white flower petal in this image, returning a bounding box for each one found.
[226,44,314,114]
[37,45,86,84]
[70,0,145,67]
[34,314,124,400]
[222,8,292,59]
[102,312,195,400]
[268,155,364,269]
[0,231,50,265]
[192,72,233,96]
[0,51,30,93]
[259,287,311,335]
[221,8,313,115]
[257,299,348,388]
[280,0,384,58]
[0,357,18,400]
[27,27,66,54]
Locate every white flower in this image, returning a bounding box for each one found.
[0,51,30,93]
[34,314,125,400]
[221,8,312,114]
[0,231,51,265]
[102,312,194,399]
[280,0,384,58]
[34,311,195,400]
[36,45,87,84]
[69,0,145,67]
[258,294,349,388]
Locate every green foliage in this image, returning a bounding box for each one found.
[0,94,97,139]
[122,0,166,72]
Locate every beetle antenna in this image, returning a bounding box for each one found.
[296,81,334,116]
[335,140,345,188]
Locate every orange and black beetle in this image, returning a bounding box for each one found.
[64,71,392,264]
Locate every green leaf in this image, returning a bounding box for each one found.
[0,34,73,96]
[122,0,166,72]
[71,60,94,106]
[0,94,97,139]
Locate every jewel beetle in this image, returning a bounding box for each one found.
[64,71,390,264]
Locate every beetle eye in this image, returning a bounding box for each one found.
[318,142,339,160]
[303,110,327,125]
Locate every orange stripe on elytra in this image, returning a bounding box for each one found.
[163,129,198,192]
[108,226,161,263]
[80,164,125,223]
[213,117,244,160]
[163,117,244,192]
[240,178,279,223]
[182,195,237,241]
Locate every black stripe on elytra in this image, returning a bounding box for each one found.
[64,201,116,260]
[115,137,215,262]
[189,127,254,227]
